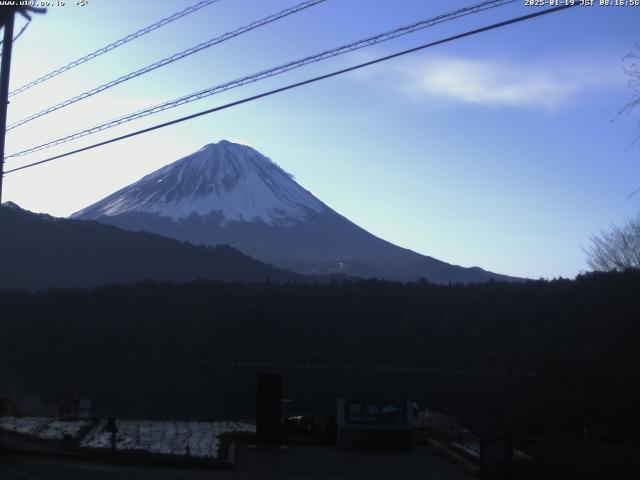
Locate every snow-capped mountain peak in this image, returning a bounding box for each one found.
[73,140,327,225]
[72,140,518,283]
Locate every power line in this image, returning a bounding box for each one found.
[8,0,221,98]
[12,21,30,43]
[0,19,30,59]
[0,19,30,48]
[7,0,517,159]
[4,4,577,176]
[0,6,45,63]
[6,0,327,132]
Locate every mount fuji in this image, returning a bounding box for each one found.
[73,140,516,283]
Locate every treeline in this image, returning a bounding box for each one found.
[1,271,639,367]
[1,271,639,436]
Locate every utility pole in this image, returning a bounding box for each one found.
[0,10,15,205]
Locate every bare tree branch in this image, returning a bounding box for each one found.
[586,215,640,271]
[616,44,640,146]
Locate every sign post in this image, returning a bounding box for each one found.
[78,398,93,419]
[480,434,513,480]
[256,374,282,445]
[0,10,15,204]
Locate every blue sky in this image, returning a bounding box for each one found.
[3,0,640,279]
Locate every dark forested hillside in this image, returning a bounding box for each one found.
[1,270,639,437]
[0,203,301,289]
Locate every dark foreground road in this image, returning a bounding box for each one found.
[0,446,471,479]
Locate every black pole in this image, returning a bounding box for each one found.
[0,11,15,205]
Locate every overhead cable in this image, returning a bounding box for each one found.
[4,4,577,175]
[7,0,327,131]
[8,0,222,97]
[7,0,517,158]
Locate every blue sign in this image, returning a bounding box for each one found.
[344,400,407,426]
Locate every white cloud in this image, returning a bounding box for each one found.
[364,55,619,110]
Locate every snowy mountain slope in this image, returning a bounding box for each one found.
[73,141,517,283]
[74,141,326,226]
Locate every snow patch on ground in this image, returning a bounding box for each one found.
[80,420,255,459]
[0,417,90,440]
[452,441,480,458]
[79,419,110,449]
